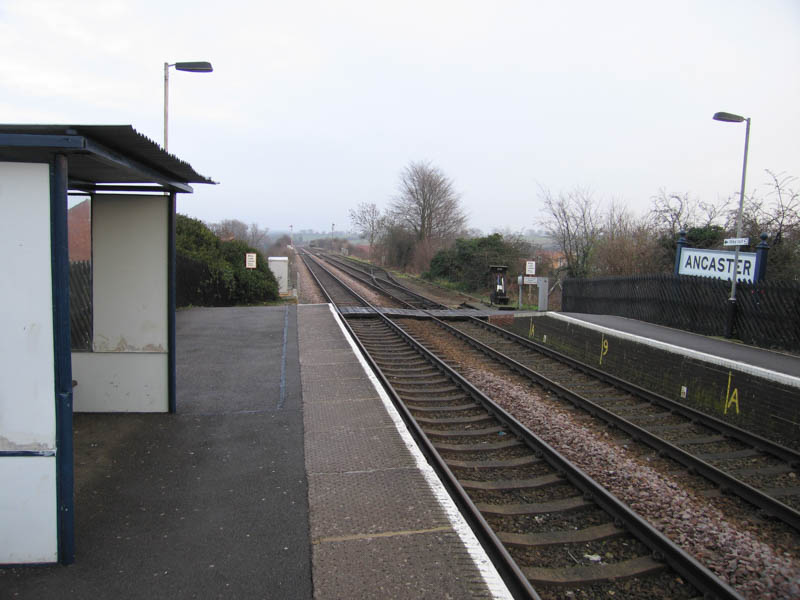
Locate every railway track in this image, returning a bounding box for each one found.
[411,316,800,532]
[299,254,740,599]
[310,250,445,309]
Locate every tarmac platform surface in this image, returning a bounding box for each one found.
[3,306,310,599]
[2,304,509,599]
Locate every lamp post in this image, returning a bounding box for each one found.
[713,111,751,338]
[164,61,213,151]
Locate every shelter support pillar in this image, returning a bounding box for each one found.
[51,154,75,564]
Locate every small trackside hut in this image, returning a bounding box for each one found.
[0,124,214,565]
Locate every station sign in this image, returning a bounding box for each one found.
[525,261,536,275]
[678,248,756,283]
[245,253,257,269]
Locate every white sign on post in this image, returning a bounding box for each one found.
[523,276,538,285]
[678,248,756,283]
[723,237,749,247]
[245,253,257,269]
[525,261,536,275]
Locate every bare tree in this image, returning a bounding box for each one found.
[750,170,799,246]
[391,161,467,245]
[593,202,662,276]
[348,202,385,258]
[730,170,800,280]
[246,222,270,250]
[648,190,728,235]
[539,186,602,278]
[210,219,270,252]
[211,218,249,242]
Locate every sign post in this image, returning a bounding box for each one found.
[245,253,257,269]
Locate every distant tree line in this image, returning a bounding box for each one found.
[540,170,800,282]
[176,214,278,306]
[348,161,548,292]
[347,163,798,294]
[208,218,294,258]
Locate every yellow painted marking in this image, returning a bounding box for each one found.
[313,525,453,544]
[599,334,609,365]
[724,370,740,415]
[528,317,535,338]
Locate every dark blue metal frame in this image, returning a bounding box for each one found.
[168,192,177,413]
[50,154,75,565]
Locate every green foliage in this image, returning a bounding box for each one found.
[176,214,279,306]
[686,225,725,249]
[219,239,279,304]
[425,234,530,292]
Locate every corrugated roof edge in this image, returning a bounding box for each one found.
[0,124,216,185]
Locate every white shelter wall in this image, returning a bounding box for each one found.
[0,162,55,450]
[71,352,167,412]
[92,195,168,353]
[0,457,57,563]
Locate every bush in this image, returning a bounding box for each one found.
[176,214,279,306]
[426,234,531,292]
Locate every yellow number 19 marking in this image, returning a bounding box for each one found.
[599,334,609,365]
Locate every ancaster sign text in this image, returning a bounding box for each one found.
[678,248,757,283]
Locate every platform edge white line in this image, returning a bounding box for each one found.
[327,304,514,600]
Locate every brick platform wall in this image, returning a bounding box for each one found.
[502,314,800,451]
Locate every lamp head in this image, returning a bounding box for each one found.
[173,61,213,73]
[713,111,745,123]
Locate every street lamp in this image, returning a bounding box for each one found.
[713,111,751,338]
[164,61,213,151]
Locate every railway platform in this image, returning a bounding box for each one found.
[557,312,800,380]
[1,304,510,599]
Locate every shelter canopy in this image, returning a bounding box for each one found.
[0,124,215,193]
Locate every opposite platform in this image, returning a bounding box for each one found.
[299,303,511,600]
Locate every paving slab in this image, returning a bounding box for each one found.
[313,532,494,600]
[299,304,510,600]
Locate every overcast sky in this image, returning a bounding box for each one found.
[2,0,798,234]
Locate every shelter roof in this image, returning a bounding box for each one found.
[0,124,215,193]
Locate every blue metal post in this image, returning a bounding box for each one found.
[755,233,769,282]
[50,153,74,564]
[168,192,177,414]
[674,230,688,276]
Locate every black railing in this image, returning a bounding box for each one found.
[69,260,92,351]
[563,274,800,352]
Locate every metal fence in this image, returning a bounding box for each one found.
[69,260,92,351]
[562,274,800,352]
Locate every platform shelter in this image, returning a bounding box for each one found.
[0,124,213,565]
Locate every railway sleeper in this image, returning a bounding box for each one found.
[434,439,522,452]
[423,426,506,438]
[476,495,593,516]
[498,522,625,547]
[460,473,564,491]
[522,555,666,585]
